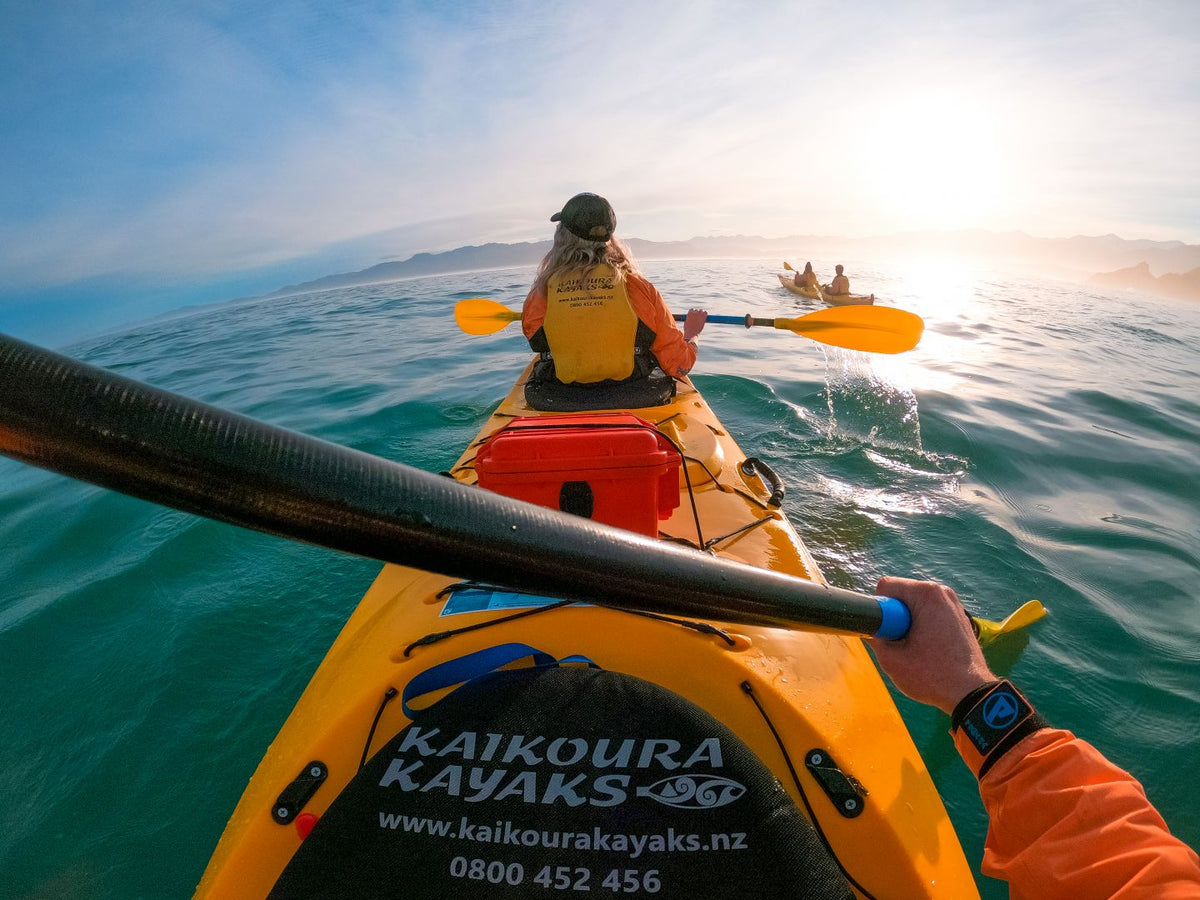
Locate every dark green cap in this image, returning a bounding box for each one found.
[551,192,616,242]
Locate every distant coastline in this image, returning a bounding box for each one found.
[1088,261,1200,302]
[267,230,1200,303]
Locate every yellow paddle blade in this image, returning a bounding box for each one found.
[454,298,521,335]
[974,600,1048,647]
[783,261,795,271]
[774,305,925,354]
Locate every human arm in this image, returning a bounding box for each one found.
[868,577,1200,898]
[627,276,700,376]
[975,728,1200,897]
[521,286,549,352]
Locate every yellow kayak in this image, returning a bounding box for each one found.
[778,274,875,306]
[195,361,977,898]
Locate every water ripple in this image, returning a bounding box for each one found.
[4,259,1200,896]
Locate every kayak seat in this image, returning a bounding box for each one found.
[270,665,853,899]
[524,359,677,412]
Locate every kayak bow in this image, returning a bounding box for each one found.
[193,360,979,898]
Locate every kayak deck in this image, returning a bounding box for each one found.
[196,362,977,898]
[777,273,875,305]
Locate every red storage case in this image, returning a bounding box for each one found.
[474,413,681,537]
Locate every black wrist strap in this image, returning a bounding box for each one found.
[951,681,1000,727]
[951,680,1049,778]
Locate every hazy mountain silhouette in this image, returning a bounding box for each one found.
[1089,261,1200,301]
[268,231,1200,299]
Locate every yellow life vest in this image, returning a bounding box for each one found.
[543,265,638,383]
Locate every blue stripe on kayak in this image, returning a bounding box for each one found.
[440,588,580,616]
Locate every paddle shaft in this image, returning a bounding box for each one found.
[673,313,774,328]
[0,333,907,638]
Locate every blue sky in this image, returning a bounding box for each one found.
[2,0,1198,344]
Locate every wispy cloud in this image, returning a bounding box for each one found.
[2,0,1197,331]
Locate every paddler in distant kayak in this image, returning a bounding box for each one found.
[825,264,851,295]
[871,577,1200,897]
[793,260,820,290]
[521,192,706,411]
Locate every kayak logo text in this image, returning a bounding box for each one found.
[378,727,745,810]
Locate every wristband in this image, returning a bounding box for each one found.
[951,680,1048,778]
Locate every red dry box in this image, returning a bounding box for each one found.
[474,413,681,537]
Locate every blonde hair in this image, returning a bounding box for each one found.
[533,223,641,293]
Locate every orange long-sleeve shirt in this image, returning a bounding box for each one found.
[522,272,696,377]
[953,727,1200,898]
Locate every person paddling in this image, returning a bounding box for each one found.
[869,577,1200,898]
[826,264,850,296]
[793,261,820,289]
[521,192,705,411]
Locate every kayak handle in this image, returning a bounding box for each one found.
[739,456,785,508]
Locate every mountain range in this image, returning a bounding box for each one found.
[270,230,1200,301]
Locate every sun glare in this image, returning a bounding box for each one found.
[869,255,987,395]
[855,91,1014,231]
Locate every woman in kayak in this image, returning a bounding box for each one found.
[521,192,706,411]
[870,577,1200,897]
[793,260,820,289]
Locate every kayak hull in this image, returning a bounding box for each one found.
[778,273,875,305]
[196,362,977,898]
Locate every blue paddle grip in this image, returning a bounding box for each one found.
[671,313,749,326]
[874,596,911,640]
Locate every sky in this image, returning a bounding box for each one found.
[2,0,1198,344]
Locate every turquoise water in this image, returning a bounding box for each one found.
[2,259,1198,898]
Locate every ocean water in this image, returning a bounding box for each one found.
[1,258,1197,898]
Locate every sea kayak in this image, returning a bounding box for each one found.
[195,361,977,898]
[777,274,875,306]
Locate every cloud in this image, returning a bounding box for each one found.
[2,0,1197,311]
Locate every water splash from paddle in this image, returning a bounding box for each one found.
[819,346,924,447]
[813,347,966,482]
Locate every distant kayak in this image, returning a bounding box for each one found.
[777,274,874,306]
